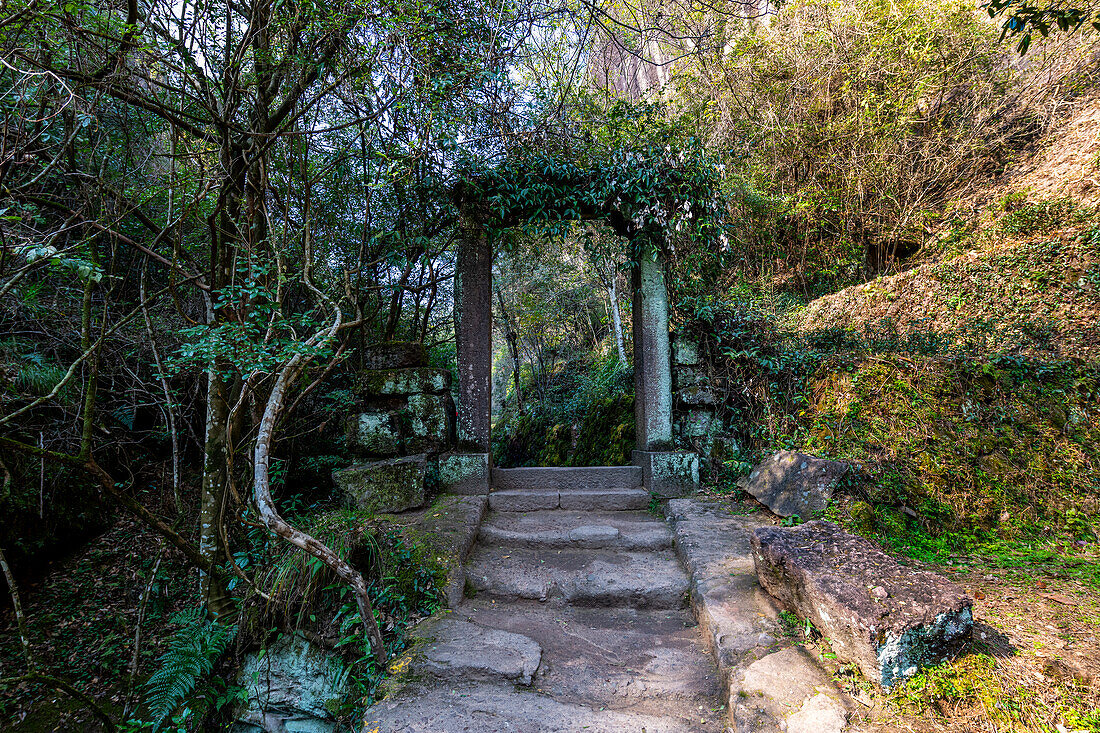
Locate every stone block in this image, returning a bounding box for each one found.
[488,489,560,512]
[678,385,721,406]
[679,408,715,439]
[333,455,428,513]
[401,494,488,608]
[357,367,451,396]
[346,410,401,456]
[633,450,699,499]
[234,633,346,732]
[491,466,642,492]
[744,450,849,519]
[406,617,541,686]
[403,393,455,454]
[673,365,709,390]
[362,341,427,369]
[438,452,490,495]
[557,488,649,511]
[672,337,702,366]
[752,521,973,688]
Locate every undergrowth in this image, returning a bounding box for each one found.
[492,351,635,467]
[892,653,1100,732]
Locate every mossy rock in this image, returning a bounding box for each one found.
[849,501,877,536]
[362,341,428,369]
[356,368,451,397]
[333,456,428,513]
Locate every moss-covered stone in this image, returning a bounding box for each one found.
[333,455,428,513]
[849,500,876,536]
[438,452,489,495]
[361,341,428,369]
[403,393,455,454]
[399,493,488,607]
[356,368,451,397]
[346,410,402,456]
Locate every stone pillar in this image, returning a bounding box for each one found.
[632,247,673,451]
[631,238,698,498]
[454,217,493,453]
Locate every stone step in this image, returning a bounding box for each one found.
[457,598,724,725]
[489,487,650,512]
[464,546,690,609]
[364,682,708,732]
[492,465,643,492]
[405,615,541,687]
[479,510,674,551]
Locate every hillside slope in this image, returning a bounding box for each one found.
[793,95,1100,361]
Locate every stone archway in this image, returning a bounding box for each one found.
[438,174,699,499]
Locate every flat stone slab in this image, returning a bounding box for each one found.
[733,646,848,732]
[742,450,849,519]
[488,488,649,512]
[407,616,541,686]
[489,489,560,511]
[465,546,689,609]
[665,499,853,732]
[752,520,973,688]
[665,500,779,672]
[480,510,673,552]
[460,598,722,726]
[363,683,704,732]
[492,466,642,492]
[558,487,648,511]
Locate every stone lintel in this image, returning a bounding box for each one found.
[438,452,490,496]
[633,450,699,499]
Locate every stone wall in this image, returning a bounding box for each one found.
[670,334,739,472]
[332,342,457,514]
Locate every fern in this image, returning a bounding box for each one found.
[142,608,237,730]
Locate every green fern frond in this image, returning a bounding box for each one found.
[143,608,237,730]
[15,363,67,396]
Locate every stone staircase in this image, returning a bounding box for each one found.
[366,467,727,731]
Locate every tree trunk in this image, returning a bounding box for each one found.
[496,289,523,410]
[608,278,627,365]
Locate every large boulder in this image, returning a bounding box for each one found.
[333,455,429,513]
[233,633,347,733]
[751,521,973,688]
[742,450,849,518]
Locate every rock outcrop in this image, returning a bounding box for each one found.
[742,450,850,518]
[751,520,973,687]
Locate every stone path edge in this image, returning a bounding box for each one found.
[664,498,856,733]
[396,493,488,608]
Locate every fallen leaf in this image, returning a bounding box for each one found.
[972,589,986,600]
